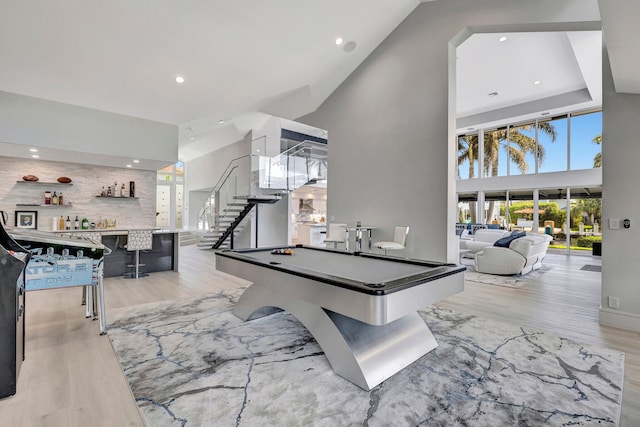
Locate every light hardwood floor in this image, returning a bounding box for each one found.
[0,246,638,426]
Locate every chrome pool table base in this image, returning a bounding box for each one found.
[233,285,437,390]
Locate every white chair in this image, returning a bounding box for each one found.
[374,226,409,256]
[323,223,347,249]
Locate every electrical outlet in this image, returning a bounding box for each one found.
[609,218,620,230]
[608,296,620,309]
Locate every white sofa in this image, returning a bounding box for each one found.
[475,233,553,275]
[460,229,511,257]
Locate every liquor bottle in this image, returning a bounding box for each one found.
[74,216,80,230]
[44,191,52,205]
[59,215,65,231]
[101,186,106,197]
[120,183,125,197]
[65,216,71,230]
[52,191,58,205]
[81,217,89,229]
[129,181,135,197]
[58,192,64,205]
[97,216,104,229]
[106,186,112,197]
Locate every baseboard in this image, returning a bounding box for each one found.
[599,307,640,332]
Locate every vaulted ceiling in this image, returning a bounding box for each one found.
[0,0,637,164]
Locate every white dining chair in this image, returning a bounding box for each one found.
[323,223,347,249]
[374,226,409,255]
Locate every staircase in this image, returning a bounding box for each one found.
[197,195,281,249]
[179,230,200,246]
[196,138,327,250]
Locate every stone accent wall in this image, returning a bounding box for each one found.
[0,156,156,230]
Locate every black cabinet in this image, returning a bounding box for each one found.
[101,232,176,277]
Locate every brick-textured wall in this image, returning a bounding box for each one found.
[0,156,156,230]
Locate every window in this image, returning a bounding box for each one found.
[570,111,602,170]
[538,116,567,173]
[509,122,536,175]
[484,128,508,177]
[156,162,185,228]
[457,134,479,180]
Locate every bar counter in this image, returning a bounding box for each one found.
[49,228,179,277]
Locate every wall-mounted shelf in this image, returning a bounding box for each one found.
[16,203,73,207]
[95,196,138,199]
[16,181,73,186]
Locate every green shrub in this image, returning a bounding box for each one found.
[576,235,602,248]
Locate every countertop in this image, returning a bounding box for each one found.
[47,228,180,234]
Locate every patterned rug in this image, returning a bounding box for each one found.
[107,290,624,426]
[461,258,551,288]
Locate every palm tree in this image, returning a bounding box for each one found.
[571,198,601,227]
[592,134,602,168]
[458,122,557,222]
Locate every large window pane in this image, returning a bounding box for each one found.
[538,189,568,251]
[483,128,508,177]
[176,161,185,182]
[569,195,602,254]
[484,191,507,227]
[538,116,567,173]
[457,192,478,224]
[508,123,536,175]
[570,111,602,170]
[457,134,479,180]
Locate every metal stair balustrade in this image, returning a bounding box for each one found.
[197,137,328,250]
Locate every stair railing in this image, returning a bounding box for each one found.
[262,139,328,192]
[197,138,329,234]
[197,155,249,231]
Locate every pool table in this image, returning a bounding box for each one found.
[215,245,465,390]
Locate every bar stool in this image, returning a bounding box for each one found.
[124,230,153,278]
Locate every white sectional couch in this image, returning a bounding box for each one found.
[460,229,511,258]
[475,233,553,275]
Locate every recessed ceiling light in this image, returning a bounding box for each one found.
[498,36,507,42]
[126,164,132,168]
[534,80,541,85]
[133,159,140,163]
[189,136,195,141]
[175,75,185,84]
[335,37,343,46]
[218,120,225,124]
[29,148,38,152]
[31,154,39,158]
[488,92,499,97]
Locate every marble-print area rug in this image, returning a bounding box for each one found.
[461,258,551,288]
[107,290,624,427]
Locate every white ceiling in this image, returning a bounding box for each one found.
[0,0,637,165]
[456,30,603,132]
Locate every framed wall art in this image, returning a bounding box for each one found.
[15,210,38,229]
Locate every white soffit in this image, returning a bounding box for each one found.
[456,31,602,131]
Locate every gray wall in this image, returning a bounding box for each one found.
[0,91,178,163]
[600,49,640,329]
[300,0,600,262]
[184,134,251,228]
[184,132,288,247]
